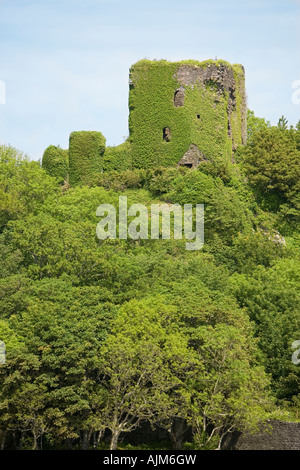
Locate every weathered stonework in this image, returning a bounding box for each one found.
[177,143,208,168]
[223,420,300,450]
[105,419,300,450]
[129,59,247,169]
[174,86,185,107]
[42,58,248,180]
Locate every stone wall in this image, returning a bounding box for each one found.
[129,59,247,169]
[42,58,248,178]
[223,420,300,450]
[122,419,300,450]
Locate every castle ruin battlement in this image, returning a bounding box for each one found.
[128,59,247,169]
[42,58,247,183]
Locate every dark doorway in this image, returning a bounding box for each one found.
[163,127,171,142]
[174,88,185,107]
[180,163,193,168]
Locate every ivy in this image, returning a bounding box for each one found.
[42,145,69,183]
[42,59,246,182]
[103,140,132,172]
[129,59,246,169]
[69,131,106,186]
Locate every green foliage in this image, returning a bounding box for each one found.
[94,169,146,192]
[148,168,253,244]
[100,296,198,450]
[277,115,289,131]
[230,258,300,405]
[0,277,114,449]
[228,231,286,274]
[0,144,58,232]
[42,145,69,183]
[103,140,132,172]
[295,119,300,150]
[239,125,300,228]
[129,59,245,169]
[0,114,299,449]
[69,131,106,186]
[146,278,271,448]
[246,109,270,142]
[0,319,25,353]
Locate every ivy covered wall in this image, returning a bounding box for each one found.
[42,145,69,183]
[42,59,247,183]
[103,140,132,172]
[68,131,106,186]
[128,59,247,169]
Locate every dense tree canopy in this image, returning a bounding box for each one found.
[0,116,299,450]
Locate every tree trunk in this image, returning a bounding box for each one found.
[93,429,104,449]
[216,433,224,450]
[110,430,120,450]
[81,430,89,450]
[67,438,73,450]
[0,431,7,450]
[18,431,25,450]
[81,429,93,450]
[169,418,188,450]
[32,431,38,450]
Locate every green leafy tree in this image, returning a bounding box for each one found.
[0,144,58,232]
[189,324,271,449]
[277,115,288,131]
[246,109,270,143]
[0,278,114,449]
[100,297,198,450]
[240,126,300,225]
[230,258,300,405]
[159,277,272,449]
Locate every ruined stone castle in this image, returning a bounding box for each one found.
[128,59,247,169]
[42,59,247,183]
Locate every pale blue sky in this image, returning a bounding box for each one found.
[0,0,299,160]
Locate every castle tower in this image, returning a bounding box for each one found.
[128,59,247,169]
